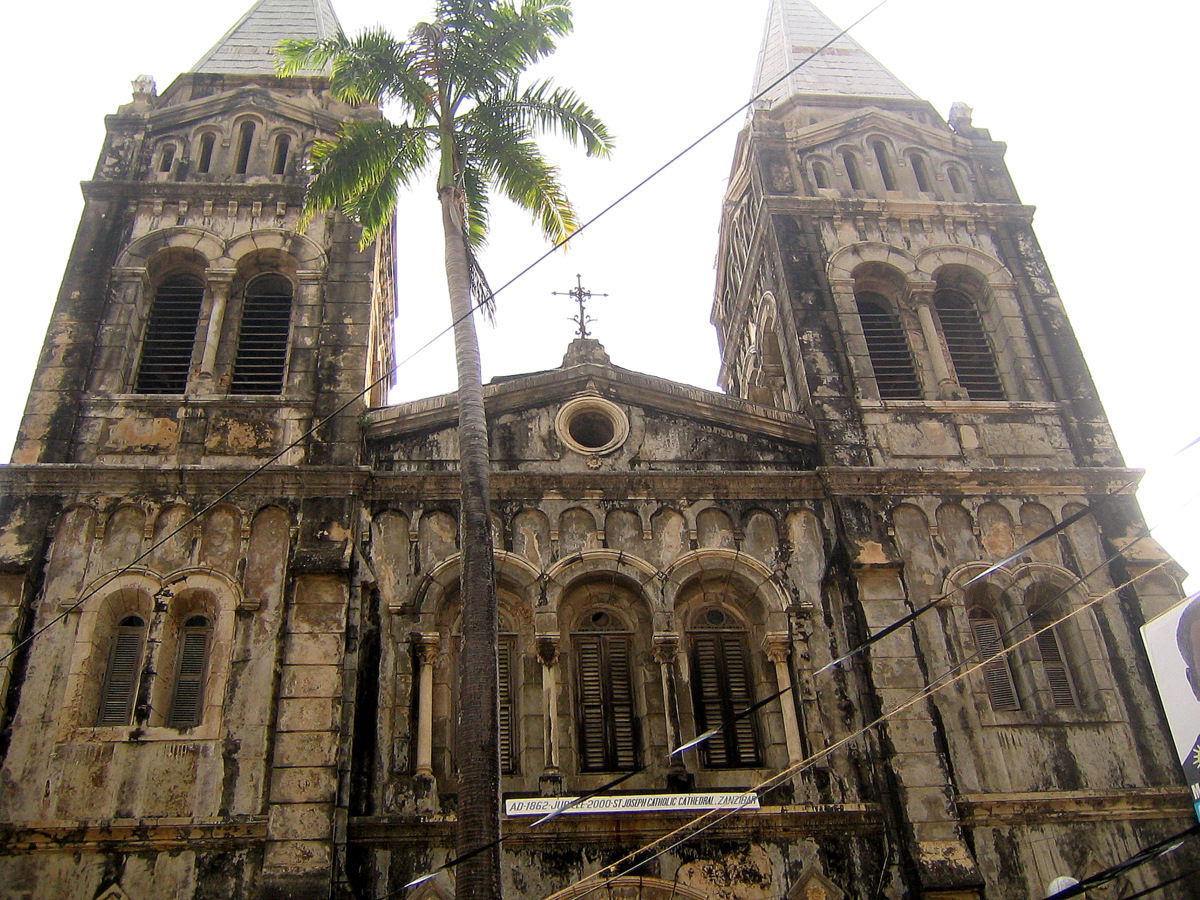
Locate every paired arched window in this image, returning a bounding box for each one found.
[96,611,214,729]
[573,610,638,771]
[134,275,204,394]
[231,274,293,394]
[968,608,1020,711]
[855,292,921,399]
[934,289,1004,400]
[688,607,761,768]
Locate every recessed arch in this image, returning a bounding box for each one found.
[827,242,918,283]
[116,226,225,270]
[223,229,327,272]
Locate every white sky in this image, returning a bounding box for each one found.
[1,0,1196,596]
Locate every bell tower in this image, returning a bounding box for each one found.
[12,0,395,470]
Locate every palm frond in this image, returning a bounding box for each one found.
[466,242,497,322]
[470,130,577,243]
[469,80,614,157]
[460,160,491,249]
[304,119,434,246]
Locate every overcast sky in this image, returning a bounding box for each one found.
[1,0,1196,593]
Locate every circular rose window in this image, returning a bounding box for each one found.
[555,396,628,456]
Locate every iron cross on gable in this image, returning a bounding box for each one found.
[552,274,608,340]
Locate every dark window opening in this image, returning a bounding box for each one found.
[231,274,293,394]
[856,292,921,399]
[689,628,761,768]
[575,627,638,772]
[97,616,146,726]
[158,145,176,173]
[947,166,966,195]
[498,636,517,773]
[872,141,896,190]
[168,615,211,729]
[969,608,1020,711]
[935,289,1004,400]
[909,153,931,192]
[272,135,291,175]
[235,121,256,175]
[812,161,830,189]
[197,133,215,174]
[134,276,204,394]
[568,411,615,449]
[841,150,863,190]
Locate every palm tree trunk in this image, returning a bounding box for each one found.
[441,186,502,898]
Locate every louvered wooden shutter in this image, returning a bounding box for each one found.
[575,634,637,771]
[936,290,1005,400]
[1034,626,1077,708]
[134,278,204,394]
[168,624,211,729]
[498,638,517,774]
[690,634,761,768]
[857,294,921,399]
[98,620,146,726]
[970,613,1020,711]
[231,275,292,394]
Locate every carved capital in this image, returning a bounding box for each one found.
[410,632,440,664]
[536,632,559,666]
[652,632,679,665]
[764,632,792,664]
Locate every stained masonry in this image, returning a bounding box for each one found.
[0,0,1196,898]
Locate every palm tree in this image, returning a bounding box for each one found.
[278,2,611,895]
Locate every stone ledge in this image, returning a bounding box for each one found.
[0,818,266,854]
[957,787,1191,825]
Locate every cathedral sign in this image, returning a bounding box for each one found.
[505,793,760,817]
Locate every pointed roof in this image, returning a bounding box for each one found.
[752,0,915,105]
[192,0,342,76]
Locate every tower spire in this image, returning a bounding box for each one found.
[191,0,342,76]
[752,0,915,106]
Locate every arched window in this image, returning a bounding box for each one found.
[234,121,256,175]
[167,615,212,728]
[947,165,967,195]
[1031,614,1077,708]
[908,152,931,192]
[135,275,205,394]
[272,135,291,175]
[688,607,761,768]
[498,632,517,774]
[573,609,638,771]
[158,144,176,174]
[841,149,863,190]
[231,274,293,394]
[97,616,146,726]
[934,289,1004,400]
[856,292,920,399]
[811,161,830,190]
[968,608,1019,711]
[871,140,896,191]
[197,133,216,174]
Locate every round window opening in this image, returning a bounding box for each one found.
[555,396,629,457]
[568,412,615,450]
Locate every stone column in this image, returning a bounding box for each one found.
[765,633,805,766]
[196,272,234,392]
[914,291,962,400]
[411,632,440,811]
[654,633,692,789]
[537,634,563,795]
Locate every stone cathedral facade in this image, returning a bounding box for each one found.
[0,1,1194,898]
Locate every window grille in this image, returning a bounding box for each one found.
[1033,620,1077,708]
[856,293,921,399]
[935,289,1004,400]
[689,619,761,768]
[134,277,204,394]
[498,635,517,773]
[574,620,637,771]
[231,274,292,394]
[969,609,1020,711]
[167,615,212,729]
[97,616,146,726]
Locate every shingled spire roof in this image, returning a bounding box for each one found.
[192,0,342,76]
[752,0,915,105]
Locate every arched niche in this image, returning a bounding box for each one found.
[663,548,789,634]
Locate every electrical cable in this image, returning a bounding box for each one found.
[1044,824,1198,898]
